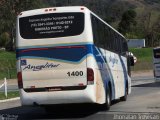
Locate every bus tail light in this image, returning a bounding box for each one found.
[17,72,23,89]
[87,68,94,85]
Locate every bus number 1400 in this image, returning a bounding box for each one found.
[67,71,83,77]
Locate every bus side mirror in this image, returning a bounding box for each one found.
[129,56,134,66]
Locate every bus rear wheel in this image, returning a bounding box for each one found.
[104,87,111,110]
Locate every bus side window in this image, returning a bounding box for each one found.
[91,14,106,49]
[122,41,128,56]
[91,16,99,46]
[111,30,116,53]
[119,37,123,55]
[105,26,111,50]
[115,33,119,54]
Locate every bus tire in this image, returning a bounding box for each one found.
[104,86,111,110]
[120,86,128,101]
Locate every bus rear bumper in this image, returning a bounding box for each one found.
[19,85,96,106]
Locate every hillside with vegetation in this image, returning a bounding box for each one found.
[0,0,159,79]
[0,0,160,51]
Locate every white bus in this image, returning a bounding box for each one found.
[16,6,134,110]
[153,47,160,81]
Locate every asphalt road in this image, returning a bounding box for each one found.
[0,78,160,120]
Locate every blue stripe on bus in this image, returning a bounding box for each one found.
[118,55,128,94]
[17,44,90,62]
[93,46,115,99]
[19,54,93,64]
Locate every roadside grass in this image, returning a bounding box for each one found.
[0,91,19,100]
[0,50,15,58]
[129,47,153,71]
[0,50,16,80]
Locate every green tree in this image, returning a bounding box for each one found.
[0,0,46,51]
[118,9,137,35]
[0,32,10,48]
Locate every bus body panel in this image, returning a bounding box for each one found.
[154,64,160,78]
[21,58,87,88]
[18,46,88,88]
[20,85,96,105]
[153,47,160,81]
[86,48,106,104]
[96,47,129,100]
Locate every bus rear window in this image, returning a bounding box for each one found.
[154,49,160,58]
[19,12,84,39]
